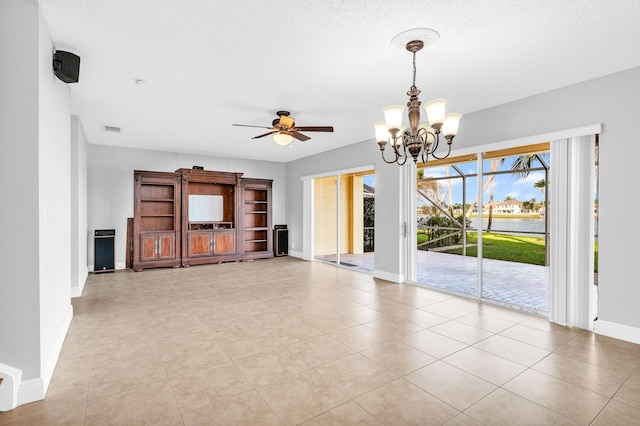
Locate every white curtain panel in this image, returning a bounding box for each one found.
[549,135,596,328]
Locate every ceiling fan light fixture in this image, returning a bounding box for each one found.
[233,110,333,144]
[273,132,294,146]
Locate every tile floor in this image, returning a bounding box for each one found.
[1,256,638,425]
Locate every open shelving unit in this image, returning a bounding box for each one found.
[242,179,273,258]
[133,171,181,271]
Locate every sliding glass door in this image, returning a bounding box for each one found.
[480,150,549,312]
[416,157,478,297]
[412,144,551,314]
[313,170,375,272]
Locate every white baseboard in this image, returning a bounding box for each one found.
[289,250,304,259]
[373,269,405,284]
[87,262,126,273]
[17,304,73,406]
[595,320,640,345]
[70,286,82,298]
[18,378,44,406]
[0,363,21,411]
[71,267,88,298]
[41,304,73,391]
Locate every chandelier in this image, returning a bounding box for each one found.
[374,29,461,165]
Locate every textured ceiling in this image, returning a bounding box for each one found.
[38,0,640,163]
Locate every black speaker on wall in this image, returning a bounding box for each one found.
[94,229,115,273]
[53,50,80,83]
[274,225,288,257]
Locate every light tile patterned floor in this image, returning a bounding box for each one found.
[1,257,638,425]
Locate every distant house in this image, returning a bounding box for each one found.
[363,183,375,198]
[482,199,525,214]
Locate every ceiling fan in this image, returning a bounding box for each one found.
[232,110,334,145]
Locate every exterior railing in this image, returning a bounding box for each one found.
[363,227,374,252]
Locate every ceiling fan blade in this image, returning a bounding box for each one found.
[279,115,295,129]
[232,124,273,129]
[294,126,334,132]
[291,131,311,141]
[252,130,278,139]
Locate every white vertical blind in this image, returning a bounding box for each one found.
[549,135,596,328]
[405,162,417,282]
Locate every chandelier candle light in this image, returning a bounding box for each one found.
[374,28,461,165]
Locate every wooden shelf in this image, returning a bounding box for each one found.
[242,183,272,257]
[133,170,181,271]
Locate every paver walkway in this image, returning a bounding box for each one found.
[317,251,549,313]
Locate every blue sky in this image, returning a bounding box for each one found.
[364,174,375,188]
[424,160,547,205]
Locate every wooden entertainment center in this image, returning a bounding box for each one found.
[132,168,273,271]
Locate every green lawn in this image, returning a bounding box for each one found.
[440,232,546,265]
[429,232,599,271]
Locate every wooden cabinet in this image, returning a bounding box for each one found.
[140,232,176,262]
[187,230,236,259]
[177,168,242,266]
[132,169,273,270]
[133,171,181,271]
[241,178,273,259]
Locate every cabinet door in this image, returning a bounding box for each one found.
[140,233,158,262]
[188,232,213,257]
[157,232,175,260]
[213,232,236,255]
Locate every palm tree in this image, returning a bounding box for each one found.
[486,159,501,232]
[510,154,548,213]
[510,154,539,178]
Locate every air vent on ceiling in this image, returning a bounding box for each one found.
[104,125,121,133]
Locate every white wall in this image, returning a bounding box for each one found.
[87,145,286,268]
[285,66,640,340]
[70,115,88,297]
[37,4,73,392]
[0,0,42,382]
[0,0,74,407]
